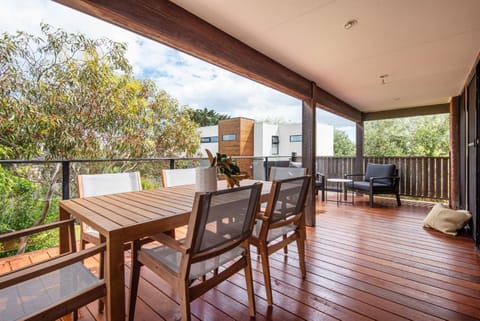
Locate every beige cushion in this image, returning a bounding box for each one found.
[423,204,471,236]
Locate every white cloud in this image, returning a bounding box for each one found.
[0,0,306,123]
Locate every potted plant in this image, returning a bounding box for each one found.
[206,149,249,188]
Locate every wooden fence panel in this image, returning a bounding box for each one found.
[441,158,449,199]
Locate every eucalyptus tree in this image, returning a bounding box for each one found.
[0,24,199,252]
[364,115,449,157]
[186,107,230,126]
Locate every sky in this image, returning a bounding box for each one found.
[0,0,355,139]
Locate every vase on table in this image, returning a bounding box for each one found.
[195,167,217,192]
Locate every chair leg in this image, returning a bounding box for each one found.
[282,235,288,254]
[260,246,273,306]
[296,232,307,279]
[369,191,374,207]
[128,241,142,321]
[396,194,401,206]
[179,281,191,321]
[244,249,256,317]
[321,188,325,202]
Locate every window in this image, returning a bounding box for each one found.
[271,135,279,155]
[200,136,218,143]
[290,135,302,142]
[222,134,237,141]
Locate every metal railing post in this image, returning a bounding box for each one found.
[62,161,70,200]
[264,157,269,180]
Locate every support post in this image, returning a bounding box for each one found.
[302,82,317,226]
[450,96,460,208]
[355,121,364,174]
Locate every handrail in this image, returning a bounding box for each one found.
[0,155,450,200]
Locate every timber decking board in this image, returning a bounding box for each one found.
[1,193,479,321]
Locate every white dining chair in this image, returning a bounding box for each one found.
[269,166,307,180]
[161,168,196,187]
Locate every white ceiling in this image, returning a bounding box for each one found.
[170,0,480,112]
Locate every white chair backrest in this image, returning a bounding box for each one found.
[162,168,196,187]
[269,167,307,181]
[78,172,142,197]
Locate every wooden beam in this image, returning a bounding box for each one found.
[302,83,317,226]
[363,103,450,121]
[54,0,361,121]
[315,87,362,123]
[450,96,460,209]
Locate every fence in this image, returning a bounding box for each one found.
[0,154,449,202]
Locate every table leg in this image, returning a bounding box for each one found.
[106,235,126,321]
[59,207,70,254]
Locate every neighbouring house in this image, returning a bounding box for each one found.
[197,117,334,158]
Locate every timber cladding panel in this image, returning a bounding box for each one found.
[218,117,254,175]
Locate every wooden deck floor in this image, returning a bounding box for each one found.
[1,194,479,321]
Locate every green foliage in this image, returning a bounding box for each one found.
[0,24,201,252]
[186,107,230,126]
[334,129,355,156]
[0,166,58,234]
[0,24,200,160]
[364,114,450,157]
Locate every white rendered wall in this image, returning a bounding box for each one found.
[254,122,278,156]
[198,126,218,157]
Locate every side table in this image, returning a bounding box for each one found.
[327,178,354,206]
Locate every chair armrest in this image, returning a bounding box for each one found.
[369,176,398,183]
[316,172,325,184]
[0,243,105,289]
[0,218,76,243]
[256,213,269,221]
[344,173,364,179]
[150,232,188,253]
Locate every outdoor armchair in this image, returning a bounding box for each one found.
[0,218,106,321]
[345,163,401,207]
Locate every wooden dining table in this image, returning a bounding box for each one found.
[58,179,271,321]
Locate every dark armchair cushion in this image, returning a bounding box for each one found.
[364,163,395,185]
